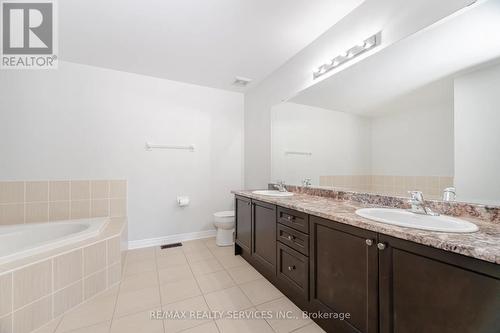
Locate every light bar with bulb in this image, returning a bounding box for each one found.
[313,32,382,79]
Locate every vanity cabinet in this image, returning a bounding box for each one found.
[234,196,500,333]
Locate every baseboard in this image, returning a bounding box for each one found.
[128,229,217,250]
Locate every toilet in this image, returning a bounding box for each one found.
[213,210,235,246]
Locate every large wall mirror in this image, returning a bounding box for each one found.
[271,0,500,205]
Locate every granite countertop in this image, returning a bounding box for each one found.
[233,190,500,265]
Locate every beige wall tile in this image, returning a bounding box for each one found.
[49,181,70,201]
[428,176,440,190]
[0,182,24,204]
[0,314,12,333]
[25,202,49,223]
[439,176,454,189]
[25,181,48,202]
[91,200,109,218]
[13,296,52,333]
[84,270,107,300]
[110,198,127,217]
[0,204,24,225]
[54,281,83,317]
[107,237,121,265]
[54,250,83,290]
[70,181,90,200]
[107,263,122,287]
[49,201,70,221]
[84,242,107,276]
[415,176,427,191]
[13,260,52,309]
[91,181,109,200]
[109,180,127,198]
[0,273,12,317]
[70,200,90,219]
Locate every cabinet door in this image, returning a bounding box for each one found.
[379,235,500,333]
[252,200,277,277]
[310,216,378,333]
[235,196,252,252]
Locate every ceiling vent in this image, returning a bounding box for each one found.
[232,76,252,87]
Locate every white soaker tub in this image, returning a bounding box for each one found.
[0,218,108,265]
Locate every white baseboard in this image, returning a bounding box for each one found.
[128,229,217,250]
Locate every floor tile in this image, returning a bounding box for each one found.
[204,286,252,312]
[189,258,224,276]
[119,271,159,293]
[123,258,156,277]
[182,321,219,333]
[203,238,218,249]
[163,296,211,332]
[181,240,208,254]
[158,265,193,285]
[160,278,201,305]
[209,246,234,258]
[239,279,283,306]
[32,316,62,333]
[126,247,155,263]
[115,286,161,317]
[195,270,235,294]
[56,288,118,332]
[110,309,164,333]
[156,247,184,257]
[227,265,264,285]
[292,322,327,333]
[215,308,274,333]
[216,254,249,270]
[156,254,188,269]
[185,250,215,264]
[60,321,110,333]
[256,297,311,333]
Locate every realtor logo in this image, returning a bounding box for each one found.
[1,0,57,69]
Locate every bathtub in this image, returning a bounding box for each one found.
[0,218,108,264]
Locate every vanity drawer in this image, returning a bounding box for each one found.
[277,242,309,299]
[277,223,309,256]
[277,207,309,234]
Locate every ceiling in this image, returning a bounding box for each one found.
[59,0,365,91]
[291,0,500,114]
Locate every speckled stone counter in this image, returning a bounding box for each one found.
[232,190,500,264]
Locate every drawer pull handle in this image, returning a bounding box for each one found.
[288,265,296,271]
[377,243,386,250]
[287,235,294,241]
[365,239,373,246]
[287,216,293,220]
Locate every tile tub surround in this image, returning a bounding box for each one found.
[235,190,500,265]
[0,218,127,333]
[0,180,127,225]
[17,238,325,333]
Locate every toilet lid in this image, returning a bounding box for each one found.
[214,210,235,218]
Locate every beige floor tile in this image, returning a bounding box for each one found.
[203,238,218,249]
[185,250,215,264]
[189,258,224,276]
[32,316,62,333]
[209,246,234,258]
[160,278,201,305]
[110,309,163,333]
[217,254,249,270]
[158,265,193,285]
[204,286,252,312]
[195,270,235,294]
[126,247,155,263]
[156,254,188,269]
[215,308,274,333]
[156,247,184,257]
[56,287,118,332]
[163,296,211,333]
[181,240,208,253]
[227,265,264,285]
[292,322,327,333]
[60,321,110,333]
[256,297,311,333]
[182,321,219,333]
[239,279,283,306]
[123,258,156,277]
[120,270,159,293]
[0,314,12,333]
[115,286,161,318]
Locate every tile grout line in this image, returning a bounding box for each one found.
[152,246,167,333]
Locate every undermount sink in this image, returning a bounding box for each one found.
[355,208,478,233]
[252,190,294,197]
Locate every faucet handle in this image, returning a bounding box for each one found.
[408,190,424,202]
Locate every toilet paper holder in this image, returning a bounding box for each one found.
[177,196,190,207]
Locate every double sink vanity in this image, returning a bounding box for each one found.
[232,188,500,333]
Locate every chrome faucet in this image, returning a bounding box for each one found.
[442,187,456,202]
[408,191,439,216]
[302,178,312,188]
[273,180,287,192]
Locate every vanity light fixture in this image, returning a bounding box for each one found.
[313,32,381,79]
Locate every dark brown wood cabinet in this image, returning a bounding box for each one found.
[309,215,379,333]
[378,234,500,333]
[234,196,500,333]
